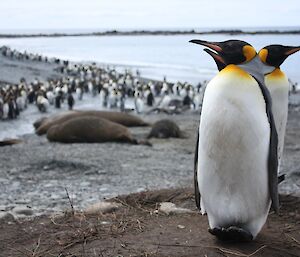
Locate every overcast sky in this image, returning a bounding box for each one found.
[1,0,299,30]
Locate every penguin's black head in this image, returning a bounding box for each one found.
[189,39,256,65]
[258,45,300,68]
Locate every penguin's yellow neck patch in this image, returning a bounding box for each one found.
[258,49,268,63]
[266,68,286,81]
[220,64,252,79]
[243,45,256,62]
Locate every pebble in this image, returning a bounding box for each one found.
[0,212,15,222]
[84,170,97,175]
[15,199,31,204]
[80,181,91,187]
[11,181,20,188]
[43,165,50,170]
[99,187,108,192]
[100,221,111,225]
[84,201,120,215]
[50,193,61,200]
[44,183,54,188]
[12,205,34,216]
[159,202,194,215]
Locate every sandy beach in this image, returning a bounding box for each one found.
[0,51,300,256]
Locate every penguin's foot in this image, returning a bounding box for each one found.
[200,209,207,215]
[208,226,253,242]
[200,198,206,215]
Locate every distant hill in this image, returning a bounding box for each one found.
[1,29,300,38]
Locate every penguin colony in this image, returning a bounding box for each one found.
[191,39,300,241]
[0,46,205,120]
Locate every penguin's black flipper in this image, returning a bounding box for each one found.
[268,111,279,213]
[194,129,201,210]
[254,78,279,213]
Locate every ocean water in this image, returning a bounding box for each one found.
[0,34,300,84]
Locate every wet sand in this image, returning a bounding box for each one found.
[0,54,62,84]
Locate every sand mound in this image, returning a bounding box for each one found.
[1,188,299,257]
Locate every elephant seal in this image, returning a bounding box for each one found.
[47,116,151,145]
[33,117,49,130]
[0,139,23,147]
[147,119,185,139]
[36,110,149,135]
[33,111,79,130]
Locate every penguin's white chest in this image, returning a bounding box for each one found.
[265,73,289,167]
[198,66,271,237]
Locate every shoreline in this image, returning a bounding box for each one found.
[1,29,300,38]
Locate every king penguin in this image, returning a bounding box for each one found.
[258,45,300,176]
[190,39,279,241]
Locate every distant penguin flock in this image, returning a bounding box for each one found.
[0,46,212,121]
[191,39,300,241]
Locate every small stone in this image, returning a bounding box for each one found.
[50,193,61,200]
[159,202,194,215]
[15,199,31,204]
[100,221,111,225]
[84,201,120,215]
[44,183,54,188]
[177,225,185,229]
[0,205,7,211]
[0,212,15,222]
[80,181,91,187]
[12,205,34,216]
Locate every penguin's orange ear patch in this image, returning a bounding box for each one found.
[258,49,268,63]
[243,45,256,62]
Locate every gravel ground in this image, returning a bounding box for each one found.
[0,111,199,216]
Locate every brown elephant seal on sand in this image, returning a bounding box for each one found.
[33,117,48,130]
[36,110,149,135]
[147,119,185,139]
[47,116,151,145]
[0,139,23,147]
[33,111,79,130]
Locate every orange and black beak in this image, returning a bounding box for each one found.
[203,48,226,71]
[190,39,226,70]
[284,46,300,56]
[189,39,223,54]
